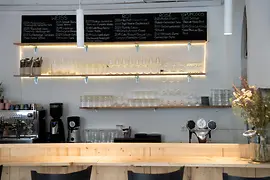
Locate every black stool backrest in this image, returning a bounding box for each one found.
[128,167,184,180]
[223,173,270,180]
[0,165,3,180]
[31,166,92,180]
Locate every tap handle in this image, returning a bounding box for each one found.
[188,130,193,143]
[186,120,195,130]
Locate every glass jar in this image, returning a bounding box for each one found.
[249,129,270,162]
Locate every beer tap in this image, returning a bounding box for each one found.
[186,119,217,143]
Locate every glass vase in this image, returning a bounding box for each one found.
[250,129,270,162]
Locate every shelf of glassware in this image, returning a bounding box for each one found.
[13,72,206,78]
[13,40,206,47]
[80,105,231,109]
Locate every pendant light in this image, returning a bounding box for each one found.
[224,0,232,35]
[76,0,84,47]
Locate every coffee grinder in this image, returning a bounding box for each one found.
[49,103,65,143]
[67,116,80,143]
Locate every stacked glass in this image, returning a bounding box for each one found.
[84,129,123,143]
[210,89,232,106]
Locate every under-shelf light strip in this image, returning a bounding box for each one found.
[203,43,207,73]
[20,74,206,80]
[21,42,206,48]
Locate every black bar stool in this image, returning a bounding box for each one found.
[223,173,270,180]
[31,166,92,180]
[128,167,184,180]
[0,165,2,180]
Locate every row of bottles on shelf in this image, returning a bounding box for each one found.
[19,57,203,75]
[80,89,232,108]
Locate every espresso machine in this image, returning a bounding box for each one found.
[67,116,80,143]
[186,119,217,143]
[49,103,65,143]
[0,108,46,143]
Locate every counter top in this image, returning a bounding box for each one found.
[0,143,269,168]
[1,156,270,168]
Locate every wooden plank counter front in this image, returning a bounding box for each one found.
[0,143,270,180]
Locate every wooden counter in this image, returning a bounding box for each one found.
[2,156,270,168]
[1,143,270,180]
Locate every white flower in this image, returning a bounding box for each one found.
[245,90,252,98]
[233,92,239,98]
[241,89,246,93]
[250,86,257,90]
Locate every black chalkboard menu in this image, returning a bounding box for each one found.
[84,12,207,42]
[21,12,207,43]
[21,15,76,43]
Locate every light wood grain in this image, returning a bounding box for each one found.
[1,143,270,180]
[190,167,223,180]
[224,168,256,177]
[1,156,270,168]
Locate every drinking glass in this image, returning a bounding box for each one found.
[211,89,218,106]
[84,129,90,142]
[86,129,97,143]
[84,64,90,75]
[80,96,84,107]
[135,99,139,107]
[92,96,97,107]
[100,130,106,143]
[116,129,123,138]
[216,89,223,106]
[109,130,117,142]
[82,96,87,107]
[220,89,226,105]
[97,96,103,107]
[103,96,108,107]
[94,129,100,142]
[153,99,160,107]
[87,96,92,107]
[224,89,232,105]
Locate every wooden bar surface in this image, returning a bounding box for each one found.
[0,143,268,168]
[1,143,270,180]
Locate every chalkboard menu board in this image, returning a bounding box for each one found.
[21,12,207,43]
[84,12,207,42]
[21,15,76,43]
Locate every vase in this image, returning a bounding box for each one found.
[250,129,270,162]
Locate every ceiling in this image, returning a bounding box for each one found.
[0,0,223,11]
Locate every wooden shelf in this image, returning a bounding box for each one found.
[14,72,206,78]
[80,105,231,109]
[13,40,207,47]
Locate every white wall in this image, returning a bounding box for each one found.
[0,1,247,143]
[246,0,270,88]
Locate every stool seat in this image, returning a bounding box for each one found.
[31,166,92,180]
[223,173,270,180]
[128,167,184,180]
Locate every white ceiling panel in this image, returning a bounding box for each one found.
[0,0,222,11]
